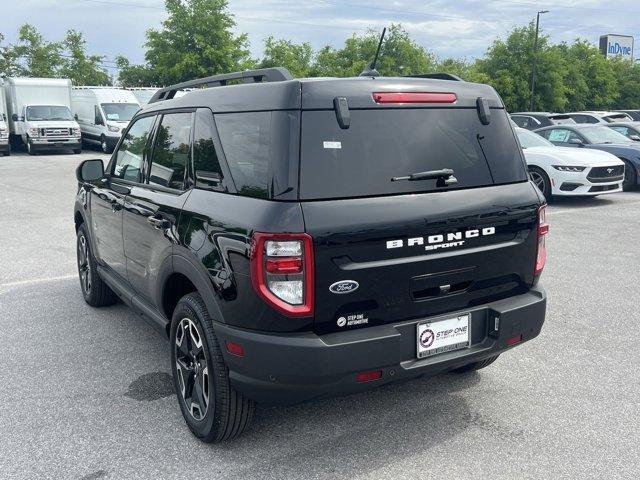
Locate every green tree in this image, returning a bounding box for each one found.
[0,33,22,77]
[475,23,566,112]
[259,36,313,78]
[610,58,640,109]
[59,29,111,85]
[136,0,253,85]
[115,56,157,87]
[12,24,63,77]
[312,24,434,77]
[556,40,617,110]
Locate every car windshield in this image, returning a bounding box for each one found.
[580,126,631,144]
[517,129,553,148]
[101,103,140,122]
[25,105,73,121]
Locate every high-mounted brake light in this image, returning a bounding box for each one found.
[372,92,457,104]
[535,205,549,276]
[250,232,314,317]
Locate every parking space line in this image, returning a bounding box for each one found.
[0,274,77,289]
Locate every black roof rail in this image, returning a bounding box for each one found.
[405,73,463,81]
[149,67,293,103]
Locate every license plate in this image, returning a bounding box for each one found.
[417,314,470,358]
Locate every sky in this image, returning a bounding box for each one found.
[2,0,640,73]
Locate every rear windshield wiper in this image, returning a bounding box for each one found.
[391,168,458,186]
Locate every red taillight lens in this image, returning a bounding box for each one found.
[356,370,383,383]
[265,257,303,274]
[372,92,457,104]
[506,335,523,346]
[535,205,549,276]
[250,232,314,317]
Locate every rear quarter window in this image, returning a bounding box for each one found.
[215,111,299,200]
[299,108,527,200]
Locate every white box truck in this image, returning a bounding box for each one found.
[71,87,140,153]
[4,77,82,155]
[0,79,9,156]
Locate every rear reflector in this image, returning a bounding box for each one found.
[356,370,383,383]
[265,257,303,274]
[372,92,457,104]
[506,335,523,346]
[225,340,244,357]
[535,205,549,276]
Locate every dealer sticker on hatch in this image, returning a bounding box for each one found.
[417,314,470,358]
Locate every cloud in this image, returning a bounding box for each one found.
[2,0,638,68]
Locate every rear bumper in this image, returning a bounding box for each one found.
[215,286,547,405]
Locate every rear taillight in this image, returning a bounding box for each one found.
[372,92,457,104]
[535,205,549,276]
[250,232,314,317]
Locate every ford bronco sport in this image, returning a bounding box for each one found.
[74,67,548,442]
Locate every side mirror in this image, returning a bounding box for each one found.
[629,134,640,142]
[76,159,105,183]
[568,138,584,146]
[11,113,18,122]
[74,113,79,121]
[95,115,104,126]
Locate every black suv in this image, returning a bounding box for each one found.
[74,67,548,442]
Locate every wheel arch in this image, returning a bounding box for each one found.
[159,254,226,337]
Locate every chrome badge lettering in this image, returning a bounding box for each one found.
[386,227,496,251]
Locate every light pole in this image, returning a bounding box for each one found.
[529,10,549,111]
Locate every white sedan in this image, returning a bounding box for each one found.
[515,127,625,199]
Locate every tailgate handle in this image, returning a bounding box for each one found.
[410,267,477,301]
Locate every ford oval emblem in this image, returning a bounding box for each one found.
[329,280,359,294]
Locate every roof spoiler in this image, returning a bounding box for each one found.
[149,67,294,103]
[404,73,464,82]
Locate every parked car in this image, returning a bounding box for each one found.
[3,77,81,155]
[510,112,575,130]
[74,67,548,442]
[0,79,9,156]
[605,122,640,141]
[535,124,640,190]
[614,110,640,121]
[566,111,633,124]
[72,87,141,153]
[515,127,624,199]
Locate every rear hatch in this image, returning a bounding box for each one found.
[298,78,542,334]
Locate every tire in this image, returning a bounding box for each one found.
[101,136,112,154]
[529,166,552,201]
[622,160,637,191]
[26,139,35,156]
[76,223,117,307]
[451,354,500,374]
[170,292,255,443]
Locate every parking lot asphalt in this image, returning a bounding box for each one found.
[1,150,639,480]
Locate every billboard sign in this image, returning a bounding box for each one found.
[599,34,635,60]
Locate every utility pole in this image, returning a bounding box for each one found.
[529,10,549,111]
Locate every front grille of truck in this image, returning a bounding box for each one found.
[40,128,71,138]
[587,166,625,183]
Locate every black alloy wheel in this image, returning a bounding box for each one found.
[174,317,210,421]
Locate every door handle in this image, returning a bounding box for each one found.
[147,215,169,229]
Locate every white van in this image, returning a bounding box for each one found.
[0,79,9,156]
[125,87,160,105]
[71,87,141,153]
[4,77,82,155]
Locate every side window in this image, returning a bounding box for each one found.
[193,109,224,190]
[215,112,271,199]
[148,112,192,190]
[611,126,629,136]
[546,129,571,143]
[112,115,155,182]
[511,116,528,128]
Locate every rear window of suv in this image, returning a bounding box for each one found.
[299,108,527,200]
